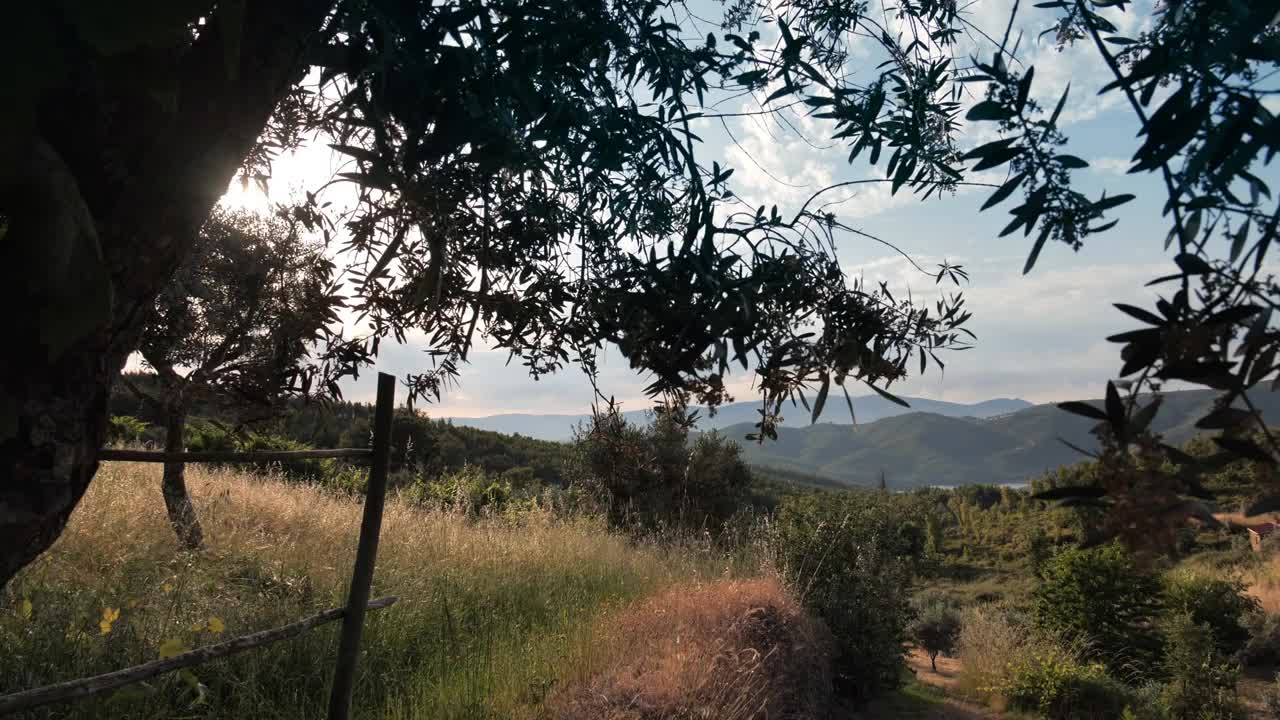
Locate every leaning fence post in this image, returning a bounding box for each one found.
[327,372,396,720]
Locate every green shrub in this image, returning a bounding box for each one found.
[184,417,236,452]
[1157,611,1243,720]
[1001,647,1129,720]
[106,415,150,445]
[233,432,324,480]
[1120,683,1170,720]
[771,493,917,704]
[410,465,513,516]
[500,465,539,491]
[1161,571,1258,660]
[1033,543,1162,680]
[1242,611,1280,665]
[184,422,325,480]
[319,459,369,494]
[567,407,752,533]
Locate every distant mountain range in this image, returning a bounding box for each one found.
[724,389,1280,489]
[445,395,1033,442]
[447,388,1280,490]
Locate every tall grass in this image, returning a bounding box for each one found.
[953,602,1032,707]
[1,462,748,719]
[1242,556,1280,614]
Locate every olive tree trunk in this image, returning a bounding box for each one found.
[0,0,331,589]
[162,407,204,550]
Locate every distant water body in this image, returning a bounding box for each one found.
[928,482,1029,490]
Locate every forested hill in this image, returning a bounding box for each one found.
[724,388,1280,489]
[110,375,1280,491]
[109,373,572,485]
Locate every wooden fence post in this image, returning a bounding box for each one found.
[326,372,396,720]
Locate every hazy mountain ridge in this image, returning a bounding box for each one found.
[445,395,1032,441]
[445,389,1280,490]
[727,389,1280,489]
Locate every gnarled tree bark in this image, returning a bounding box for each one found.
[0,0,334,589]
[162,404,204,551]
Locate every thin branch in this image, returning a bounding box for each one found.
[719,117,810,188]
[999,0,1021,58]
[1075,0,1188,260]
[789,178,1001,225]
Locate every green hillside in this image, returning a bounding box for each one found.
[112,374,1280,492]
[726,388,1280,489]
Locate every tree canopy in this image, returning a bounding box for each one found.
[272,0,993,426]
[1,0,1036,585]
[123,206,340,548]
[136,207,341,410]
[10,0,1263,584]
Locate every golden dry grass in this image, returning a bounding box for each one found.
[951,603,1041,710]
[3,462,758,719]
[548,577,832,720]
[1212,511,1280,532]
[1243,554,1280,614]
[907,648,965,692]
[37,460,691,594]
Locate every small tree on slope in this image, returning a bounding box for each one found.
[128,207,341,549]
[911,596,961,673]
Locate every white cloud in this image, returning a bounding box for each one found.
[1089,156,1133,175]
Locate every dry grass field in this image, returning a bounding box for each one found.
[1,461,813,719]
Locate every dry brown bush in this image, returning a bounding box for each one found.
[954,602,1034,707]
[549,577,833,720]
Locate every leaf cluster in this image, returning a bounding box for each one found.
[966,0,1280,546]
[235,0,995,429]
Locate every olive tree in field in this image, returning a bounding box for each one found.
[910,595,961,673]
[125,207,341,549]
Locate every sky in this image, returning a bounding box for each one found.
[213,0,1272,416]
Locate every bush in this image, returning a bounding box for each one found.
[106,415,150,445]
[233,431,324,480]
[567,406,752,533]
[182,421,325,480]
[955,603,1033,702]
[1157,611,1242,720]
[910,593,961,672]
[1242,611,1280,665]
[409,465,513,516]
[549,578,833,720]
[319,459,369,494]
[1161,571,1258,660]
[1120,683,1170,720]
[771,493,917,704]
[1263,672,1280,719]
[1001,646,1129,720]
[184,417,236,452]
[1033,544,1162,680]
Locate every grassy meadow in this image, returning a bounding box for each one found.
[0,461,763,719]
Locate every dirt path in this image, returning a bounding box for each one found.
[846,650,1001,719]
[906,648,968,693]
[848,691,999,720]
